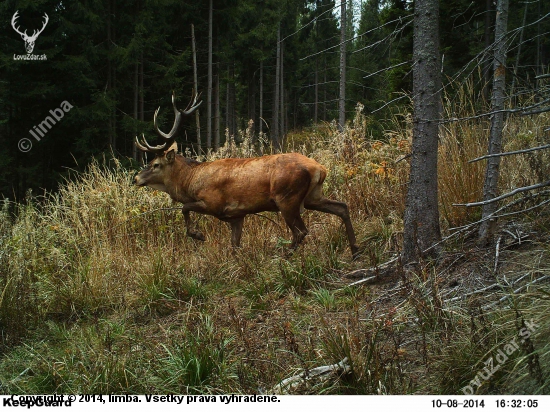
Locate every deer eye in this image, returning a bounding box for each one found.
[153,163,160,169]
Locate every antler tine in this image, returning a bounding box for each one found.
[153,95,182,144]
[11,11,27,37]
[180,90,203,115]
[135,133,166,153]
[38,13,48,33]
[135,135,150,152]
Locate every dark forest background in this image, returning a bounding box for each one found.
[1,0,548,200]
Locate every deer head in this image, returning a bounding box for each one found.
[11,11,49,54]
[134,91,201,189]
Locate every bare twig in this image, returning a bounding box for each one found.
[453,180,550,207]
[443,271,541,304]
[363,61,413,79]
[428,97,550,124]
[271,358,351,394]
[482,275,550,311]
[494,236,502,276]
[520,106,550,116]
[347,275,378,287]
[468,144,550,163]
[395,153,412,164]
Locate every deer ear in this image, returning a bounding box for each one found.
[166,141,178,153]
[166,149,176,163]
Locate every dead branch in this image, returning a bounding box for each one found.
[347,275,378,287]
[453,180,550,207]
[271,358,351,394]
[444,283,501,303]
[520,106,550,116]
[481,274,550,311]
[395,153,412,164]
[468,144,550,163]
[494,236,502,276]
[443,271,541,304]
[428,97,550,124]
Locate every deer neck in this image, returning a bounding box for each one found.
[165,156,199,202]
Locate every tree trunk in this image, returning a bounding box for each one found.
[402,0,442,265]
[229,62,236,138]
[338,0,347,131]
[280,40,285,139]
[259,60,264,136]
[482,0,492,103]
[133,60,139,161]
[323,55,327,121]
[272,23,281,151]
[107,0,113,150]
[249,67,256,133]
[535,0,542,99]
[139,51,144,124]
[112,0,116,152]
[109,0,117,152]
[479,0,509,244]
[314,63,318,124]
[191,24,201,154]
[510,2,528,104]
[214,66,220,150]
[207,0,213,150]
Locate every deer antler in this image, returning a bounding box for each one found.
[135,91,202,155]
[180,90,202,115]
[153,92,182,141]
[11,11,27,38]
[28,13,49,41]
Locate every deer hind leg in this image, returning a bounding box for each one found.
[183,210,205,241]
[278,207,308,250]
[305,193,360,259]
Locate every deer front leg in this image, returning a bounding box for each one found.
[182,210,205,241]
[228,217,245,248]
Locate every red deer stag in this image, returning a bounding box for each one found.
[134,92,360,258]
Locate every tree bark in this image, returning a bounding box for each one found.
[207,0,213,150]
[133,60,138,161]
[249,67,256,133]
[214,65,220,150]
[139,51,144,124]
[229,62,236,138]
[107,0,113,150]
[280,40,285,139]
[272,23,281,151]
[338,0,347,131]
[259,60,264,136]
[510,2,528,104]
[482,0,493,103]
[191,24,201,154]
[314,60,318,124]
[402,0,442,265]
[479,0,509,244]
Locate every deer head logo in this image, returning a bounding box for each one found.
[11,11,49,54]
